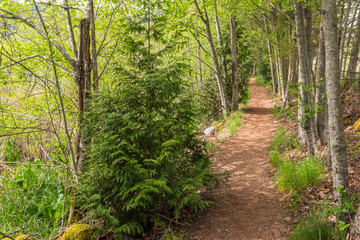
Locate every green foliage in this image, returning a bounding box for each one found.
[290,187,358,240]
[227,110,243,135]
[268,126,299,152]
[256,74,272,89]
[289,207,338,240]
[0,160,69,238]
[77,3,220,236]
[269,149,283,168]
[275,157,325,193]
[77,72,217,236]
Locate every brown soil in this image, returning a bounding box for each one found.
[185,77,291,240]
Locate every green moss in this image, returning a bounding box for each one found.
[60,224,95,240]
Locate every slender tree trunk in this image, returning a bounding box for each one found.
[230,14,239,111]
[214,2,228,87]
[315,20,328,146]
[304,5,319,147]
[264,17,277,93]
[346,10,360,87]
[194,0,229,115]
[339,0,352,75]
[75,17,91,171]
[293,0,315,155]
[322,0,349,201]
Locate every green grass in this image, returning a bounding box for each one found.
[275,157,325,193]
[269,149,284,168]
[227,110,243,135]
[269,126,300,152]
[289,208,338,240]
[0,160,70,239]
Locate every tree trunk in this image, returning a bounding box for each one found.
[315,20,328,146]
[293,0,315,155]
[75,17,91,171]
[230,14,239,111]
[214,2,228,87]
[346,10,360,87]
[194,0,229,115]
[264,17,277,94]
[322,0,349,201]
[339,0,352,76]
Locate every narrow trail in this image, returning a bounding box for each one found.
[187,77,291,240]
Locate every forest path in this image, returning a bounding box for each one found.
[186,77,291,240]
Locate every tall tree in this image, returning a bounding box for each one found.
[292,0,315,155]
[194,0,229,115]
[322,0,349,200]
[230,13,239,111]
[315,20,328,146]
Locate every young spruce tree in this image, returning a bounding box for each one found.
[77,0,218,236]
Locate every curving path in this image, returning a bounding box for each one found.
[186,77,291,240]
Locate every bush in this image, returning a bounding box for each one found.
[77,61,219,236]
[275,157,324,193]
[269,126,299,152]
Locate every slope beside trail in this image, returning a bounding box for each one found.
[186,77,291,240]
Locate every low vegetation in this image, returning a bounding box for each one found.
[269,127,324,194]
[289,208,337,240]
[227,110,244,135]
[275,157,324,193]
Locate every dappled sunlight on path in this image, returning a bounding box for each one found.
[186,77,290,240]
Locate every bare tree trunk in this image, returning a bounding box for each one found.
[264,17,277,94]
[75,17,91,171]
[230,14,239,111]
[88,0,99,92]
[315,20,328,146]
[322,0,349,201]
[284,47,296,107]
[346,10,360,87]
[339,0,352,75]
[194,0,229,115]
[214,2,228,87]
[293,0,315,155]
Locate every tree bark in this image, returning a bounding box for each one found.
[339,0,352,75]
[75,17,91,171]
[214,2,228,87]
[230,14,239,111]
[322,0,349,201]
[346,10,360,87]
[194,0,229,115]
[293,0,315,155]
[264,17,277,94]
[315,20,328,146]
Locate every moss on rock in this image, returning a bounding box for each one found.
[60,224,95,240]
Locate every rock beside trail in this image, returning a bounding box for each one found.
[204,126,215,136]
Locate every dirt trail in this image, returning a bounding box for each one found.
[186,77,290,240]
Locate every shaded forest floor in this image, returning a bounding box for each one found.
[185,77,291,240]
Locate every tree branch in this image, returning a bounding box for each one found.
[0,9,76,68]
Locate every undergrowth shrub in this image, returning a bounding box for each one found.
[275,157,325,193]
[269,126,299,152]
[0,160,69,238]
